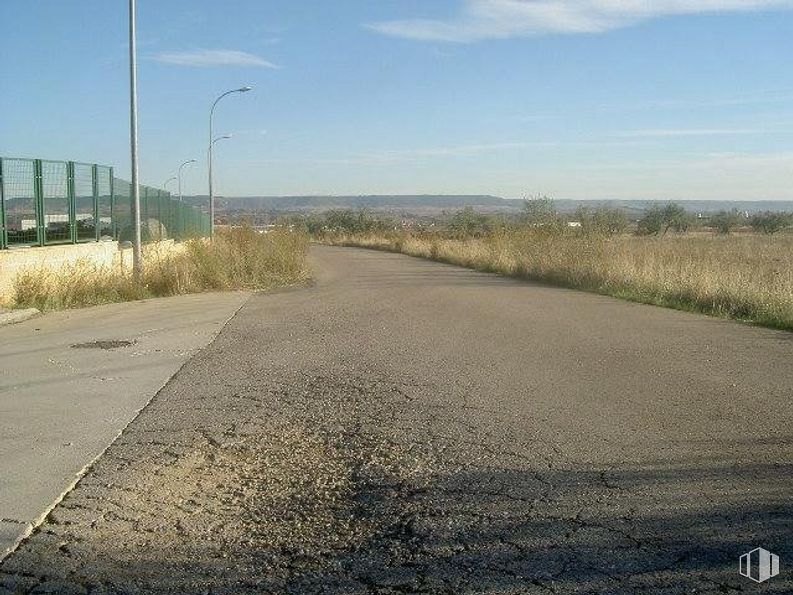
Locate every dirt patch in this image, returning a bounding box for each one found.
[70,340,137,350]
[0,372,438,594]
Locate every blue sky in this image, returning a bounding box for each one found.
[2,0,793,200]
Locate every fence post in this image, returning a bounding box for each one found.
[142,186,148,239]
[67,161,77,244]
[33,159,44,246]
[171,194,177,239]
[157,190,164,242]
[92,164,100,242]
[109,169,116,239]
[0,157,5,249]
[164,193,171,240]
[175,196,180,239]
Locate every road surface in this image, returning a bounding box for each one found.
[1,246,790,594]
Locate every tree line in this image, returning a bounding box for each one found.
[282,199,792,237]
[521,197,792,235]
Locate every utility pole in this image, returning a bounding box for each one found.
[128,0,142,278]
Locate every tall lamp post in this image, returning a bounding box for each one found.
[162,176,177,194]
[128,0,142,278]
[207,135,232,227]
[208,87,251,237]
[177,159,196,203]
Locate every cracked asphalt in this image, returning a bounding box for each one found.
[1,245,791,594]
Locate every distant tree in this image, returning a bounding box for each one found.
[710,209,743,234]
[749,211,792,234]
[324,209,357,232]
[637,203,692,235]
[305,214,326,235]
[575,206,628,235]
[522,195,558,226]
[322,209,392,234]
[662,203,692,233]
[447,207,490,237]
[636,205,665,235]
[278,213,325,235]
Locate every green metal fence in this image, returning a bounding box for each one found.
[0,156,210,249]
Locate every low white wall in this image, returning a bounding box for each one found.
[0,240,179,305]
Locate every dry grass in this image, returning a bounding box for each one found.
[324,229,793,331]
[12,226,310,311]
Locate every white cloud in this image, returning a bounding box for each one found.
[616,128,762,138]
[367,0,793,42]
[151,49,279,68]
[382,142,533,158]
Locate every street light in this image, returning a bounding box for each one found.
[207,136,232,217]
[162,176,177,194]
[128,0,142,278]
[208,87,251,237]
[177,159,197,203]
[211,134,233,147]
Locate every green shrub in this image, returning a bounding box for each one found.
[637,203,692,235]
[749,211,792,234]
[710,210,743,234]
[322,209,393,235]
[447,207,492,237]
[575,206,629,236]
[522,195,560,227]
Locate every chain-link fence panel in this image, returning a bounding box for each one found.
[40,160,71,244]
[113,177,133,242]
[73,162,96,242]
[97,166,113,239]
[0,158,38,246]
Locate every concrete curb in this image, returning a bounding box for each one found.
[0,308,40,327]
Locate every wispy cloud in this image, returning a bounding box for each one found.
[355,142,549,164]
[383,142,532,158]
[246,142,538,167]
[616,128,763,138]
[599,90,793,112]
[151,49,279,68]
[367,0,793,42]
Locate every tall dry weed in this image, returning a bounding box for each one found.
[12,226,309,311]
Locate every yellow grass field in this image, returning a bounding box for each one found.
[324,229,793,331]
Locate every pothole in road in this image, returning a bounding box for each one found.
[70,339,137,350]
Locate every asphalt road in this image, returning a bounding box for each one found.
[1,245,791,594]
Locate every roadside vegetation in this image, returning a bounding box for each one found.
[12,226,309,311]
[299,201,793,331]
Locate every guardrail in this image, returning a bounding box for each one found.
[0,156,210,249]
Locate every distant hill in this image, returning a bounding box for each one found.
[182,195,793,216]
[184,194,510,211]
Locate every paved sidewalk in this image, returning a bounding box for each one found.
[0,292,249,558]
